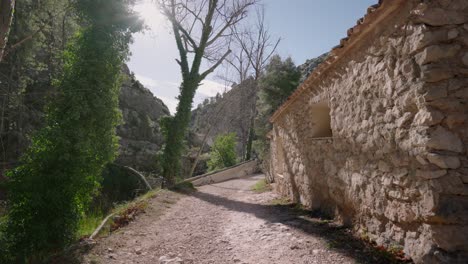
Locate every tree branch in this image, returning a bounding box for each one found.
[200,49,231,80]
[165,0,191,77]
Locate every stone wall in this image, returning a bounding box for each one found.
[182,160,258,186]
[269,1,468,263]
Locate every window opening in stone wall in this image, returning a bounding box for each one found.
[310,101,332,138]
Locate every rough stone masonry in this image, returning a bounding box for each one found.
[268,0,468,263]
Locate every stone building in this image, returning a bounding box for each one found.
[268,0,468,263]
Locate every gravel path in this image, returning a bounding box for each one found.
[84,174,404,264]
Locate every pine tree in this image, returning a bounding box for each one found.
[253,55,300,161]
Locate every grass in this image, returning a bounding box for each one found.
[77,188,161,239]
[78,211,104,238]
[251,178,271,193]
[77,181,197,239]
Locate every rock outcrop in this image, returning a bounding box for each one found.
[269,1,468,263]
[0,65,169,178]
[116,66,169,172]
[298,53,329,84]
[190,78,257,158]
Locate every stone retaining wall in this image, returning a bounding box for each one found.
[269,1,468,263]
[183,160,258,186]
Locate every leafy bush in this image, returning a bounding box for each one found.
[207,133,238,171]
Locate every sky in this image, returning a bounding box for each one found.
[128,0,377,114]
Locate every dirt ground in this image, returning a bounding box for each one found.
[83,174,409,264]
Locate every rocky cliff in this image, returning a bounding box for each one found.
[298,53,329,84]
[116,66,170,172]
[0,65,169,178]
[190,78,257,158]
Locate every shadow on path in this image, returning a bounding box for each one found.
[191,189,412,264]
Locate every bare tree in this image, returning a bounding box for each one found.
[229,5,280,160]
[0,0,15,62]
[158,0,256,185]
[234,5,280,81]
[223,44,251,84]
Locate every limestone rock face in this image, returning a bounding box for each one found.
[269,1,468,263]
[298,53,329,84]
[0,65,169,175]
[116,65,170,172]
[190,79,257,158]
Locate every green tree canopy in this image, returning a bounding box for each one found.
[253,55,300,162]
[2,0,141,261]
[258,55,301,111]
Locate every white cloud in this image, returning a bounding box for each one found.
[134,74,179,113]
[133,74,231,115]
[135,74,159,87]
[197,80,230,97]
[158,95,179,114]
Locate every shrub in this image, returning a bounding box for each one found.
[207,133,238,171]
[1,0,141,261]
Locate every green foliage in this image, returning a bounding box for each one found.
[258,55,301,111]
[77,210,104,238]
[253,55,300,162]
[0,0,80,167]
[207,133,238,171]
[2,0,141,261]
[97,164,147,212]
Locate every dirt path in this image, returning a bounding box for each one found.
[84,174,405,264]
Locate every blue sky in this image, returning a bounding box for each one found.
[128,0,377,113]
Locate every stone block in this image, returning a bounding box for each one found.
[453,87,468,99]
[435,195,468,224]
[416,169,447,180]
[461,175,468,184]
[427,98,464,112]
[424,83,448,101]
[443,0,468,10]
[413,107,444,126]
[427,126,463,153]
[463,53,468,67]
[427,153,461,169]
[416,155,429,165]
[432,225,468,251]
[446,78,466,92]
[421,64,454,83]
[447,28,459,39]
[415,44,461,65]
[412,5,468,26]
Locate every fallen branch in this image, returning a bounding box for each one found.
[89,213,115,240]
[112,163,152,191]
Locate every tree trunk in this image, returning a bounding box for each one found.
[162,75,199,186]
[244,117,254,160]
[244,80,259,161]
[0,0,15,63]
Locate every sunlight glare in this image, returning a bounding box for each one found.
[134,0,163,30]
